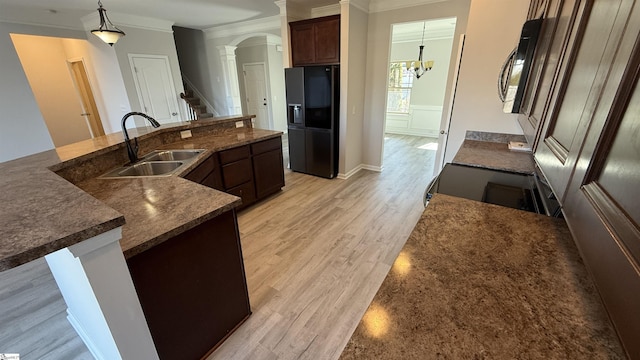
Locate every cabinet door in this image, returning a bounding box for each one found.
[314,17,340,64]
[535,0,626,203]
[221,158,253,189]
[290,23,315,66]
[554,2,640,356]
[253,149,285,199]
[226,181,256,209]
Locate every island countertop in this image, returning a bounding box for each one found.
[340,193,624,359]
[0,115,280,269]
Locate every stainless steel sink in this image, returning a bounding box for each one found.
[100,161,185,178]
[142,149,204,161]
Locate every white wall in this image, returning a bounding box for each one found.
[0,22,82,162]
[362,0,471,169]
[11,34,91,148]
[445,0,529,163]
[267,43,287,133]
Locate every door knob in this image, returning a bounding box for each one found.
[172,112,178,116]
[440,130,447,135]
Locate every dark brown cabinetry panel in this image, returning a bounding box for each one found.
[127,210,250,360]
[221,158,253,189]
[253,150,285,199]
[226,180,257,208]
[290,15,340,66]
[184,154,223,191]
[528,0,640,356]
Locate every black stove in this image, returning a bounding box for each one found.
[425,163,561,217]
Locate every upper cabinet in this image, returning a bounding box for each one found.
[290,15,340,66]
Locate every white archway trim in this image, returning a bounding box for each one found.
[217,45,243,115]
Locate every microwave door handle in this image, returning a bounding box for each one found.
[498,47,517,102]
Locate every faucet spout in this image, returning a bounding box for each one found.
[121,112,161,164]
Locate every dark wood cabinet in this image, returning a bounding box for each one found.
[183,136,285,210]
[184,154,223,191]
[251,137,285,199]
[290,15,340,66]
[127,210,250,360]
[522,0,640,356]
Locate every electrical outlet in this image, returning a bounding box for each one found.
[235,121,244,128]
[180,130,192,139]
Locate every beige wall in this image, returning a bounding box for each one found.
[0,22,84,161]
[362,0,472,168]
[445,0,529,163]
[11,34,91,147]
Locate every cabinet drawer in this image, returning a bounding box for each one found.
[219,145,250,165]
[184,155,217,184]
[251,137,282,155]
[221,158,252,189]
[226,181,256,209]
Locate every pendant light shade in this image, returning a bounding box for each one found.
[91,0,125,46]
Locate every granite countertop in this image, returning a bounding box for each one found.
[76,127,283,259]
[453,131,535,174]
[340,194,624,359]
[0,115,280,270]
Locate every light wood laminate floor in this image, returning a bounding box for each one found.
[0,134,438,360]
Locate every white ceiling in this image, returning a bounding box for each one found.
[392,17,457,43]
[0,0,337,30]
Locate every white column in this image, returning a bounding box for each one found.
[217,45,243,115]
[45,228,158,360]
[275,0,292,68]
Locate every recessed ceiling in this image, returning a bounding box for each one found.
[0,0,340,30]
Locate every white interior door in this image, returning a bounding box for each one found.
[434,34,465,177]
[243,63,270,129]
[129,54,180,125]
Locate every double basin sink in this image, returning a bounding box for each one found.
[100,149,205,178]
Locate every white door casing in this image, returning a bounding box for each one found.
[243,62,271,129]
[128,54,180,125]
[435,34,466,177]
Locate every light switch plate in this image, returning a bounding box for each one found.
[180,130,192,139]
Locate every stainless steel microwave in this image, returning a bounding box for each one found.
[499,18,543,114]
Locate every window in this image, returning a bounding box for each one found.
[387,62,414,113]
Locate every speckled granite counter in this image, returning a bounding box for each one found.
[453,131,535,174]
[340,194,624,359]
[0,115,281,269]
[76,127,283,259]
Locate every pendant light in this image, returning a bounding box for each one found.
[91,0,125,46]
[408,22,434,79]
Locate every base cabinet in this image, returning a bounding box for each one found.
[185,136,285,210]
[127,210,250,360]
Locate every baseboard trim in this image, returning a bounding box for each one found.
[337,164,383,179]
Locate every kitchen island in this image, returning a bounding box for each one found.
[0,115,284,359]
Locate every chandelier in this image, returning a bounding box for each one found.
[91,0,125,46]
[407,22,434,79]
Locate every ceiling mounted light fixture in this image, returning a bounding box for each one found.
[91,0,125,46]
[407,22,434,79]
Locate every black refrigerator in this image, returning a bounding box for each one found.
[285,65,339,179]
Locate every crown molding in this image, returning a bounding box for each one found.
[369,0,448,13]
[393,29,454,43]
[205,15,280,39]
[0,19,83,32]
[340,0,370,13]
[81,11,174,33]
